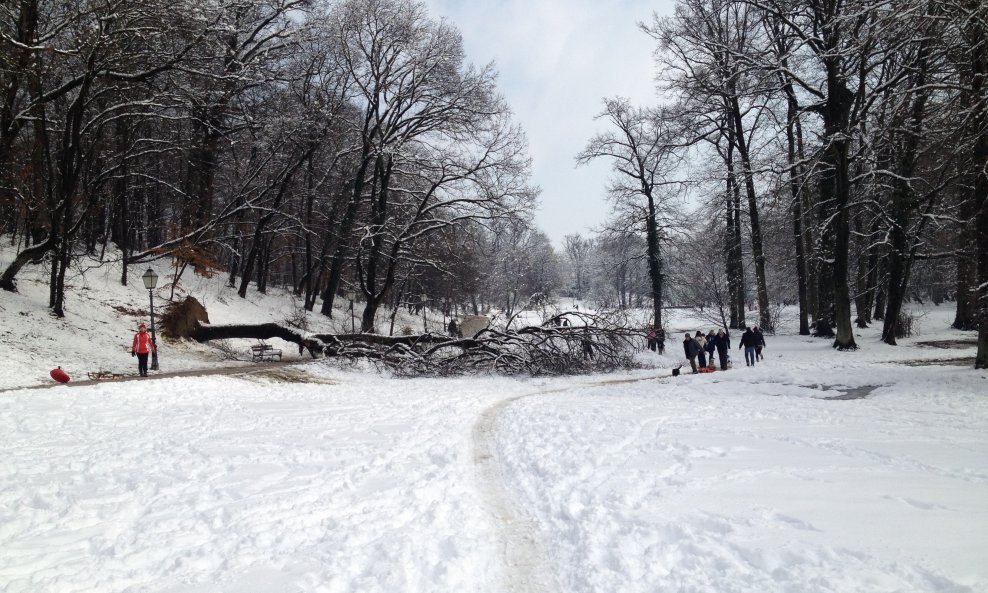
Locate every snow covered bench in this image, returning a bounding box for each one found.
[250,341,282,362]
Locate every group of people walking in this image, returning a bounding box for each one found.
[679,326,766,374]
[645,325,666,354]
[738,326,767,367]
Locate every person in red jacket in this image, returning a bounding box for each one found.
[131,323,156,377]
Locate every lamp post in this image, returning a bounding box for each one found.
[421,293,428,333]
[141,267,160,371]
[346,290,356,334]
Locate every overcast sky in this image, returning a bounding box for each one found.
[424,0,677,246]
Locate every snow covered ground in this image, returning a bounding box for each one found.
[0,247,457,391]
[2,248,987,592]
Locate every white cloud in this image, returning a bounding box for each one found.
[425,0,676,244]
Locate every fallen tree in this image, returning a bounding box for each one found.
[161,299,643,376]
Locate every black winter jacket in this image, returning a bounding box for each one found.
[716,333,730,353]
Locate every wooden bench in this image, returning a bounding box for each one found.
[250,341,282,362]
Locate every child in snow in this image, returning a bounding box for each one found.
[131,323,156,377]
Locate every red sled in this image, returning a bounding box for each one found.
[698,366,716,373]
[50,367,70,383]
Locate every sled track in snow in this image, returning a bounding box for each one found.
[0,360,310,393]
[471,373,671,593]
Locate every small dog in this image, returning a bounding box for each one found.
[672,365,682,377]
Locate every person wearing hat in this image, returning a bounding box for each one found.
[131,323,156,377]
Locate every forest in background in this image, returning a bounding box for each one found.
[1,0,986,367]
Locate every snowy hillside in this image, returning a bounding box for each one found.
[0,247,455,390]
[2,249,987,593]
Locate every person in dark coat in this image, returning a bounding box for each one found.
[683,333,701,374]
[448,319,461,338]
[753,326,766,361]
[716,329,730,370]
[739,327,757,367]
[582,328,595,360]
[705,330,717,367]
[655,326,666,354]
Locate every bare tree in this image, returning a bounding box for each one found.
[644,0,774,331]
[563,233,594,298]
[578,98,682,331]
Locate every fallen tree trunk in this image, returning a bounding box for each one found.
[179,310,643,376]
[190,322,322,358]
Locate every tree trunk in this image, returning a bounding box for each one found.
[881,217,910,345]
[51,234,70,317]
[723,128,745,330]
[257,236,272,294]
[968,4,988,368]
[831,140,857,350]
[873,254,887,321]
[299,156,316,298]
[238,231,263,298]
[238,149,311,298]
[862,220,880,322]
[305,235,331,311]
[357,154,392,333]
[853,210,870,328]
[729,98,772,331]
[228,235,240,288]
[954,247,977,330]
[784,85,810,334]
[816,61,854,346]
[881,41,931,345]
[117,166,130,287]
[976,184,988,368]
[185,118,222,230]
[1,240,50,291]
[955,157,980,330]
[321,157,372,317]
[803,188,819,324]
[305,182,347,310]
[644,190,664,331]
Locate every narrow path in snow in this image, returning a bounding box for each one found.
[473,395,555,593]
[471,373,671,593]
[0,360,309,392]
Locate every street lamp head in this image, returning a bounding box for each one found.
[141,268,158,290]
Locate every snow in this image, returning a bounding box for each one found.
[2,249,987,592]
[495,364,988,593]
[0,247,455,390]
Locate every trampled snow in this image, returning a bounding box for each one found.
[1,249,986,592]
